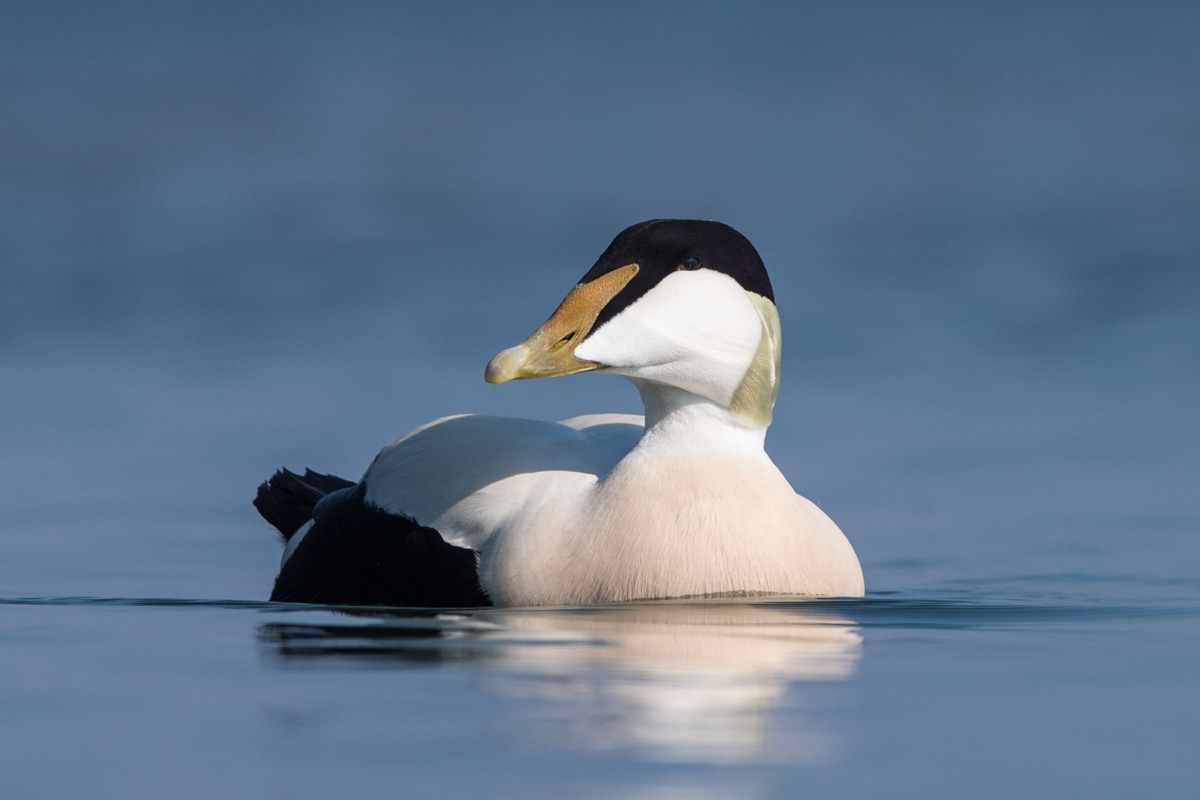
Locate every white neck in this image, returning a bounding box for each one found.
[631,379,768,455]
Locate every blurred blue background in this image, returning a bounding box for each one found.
[1,2,1197,797]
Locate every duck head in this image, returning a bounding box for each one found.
[486,219,781,427]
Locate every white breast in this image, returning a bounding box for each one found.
[480,446,863,606]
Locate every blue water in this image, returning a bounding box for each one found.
[2,2,1198,797]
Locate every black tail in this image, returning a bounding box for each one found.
[254,468,357,541]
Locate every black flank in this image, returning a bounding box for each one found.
[268,481,491,608]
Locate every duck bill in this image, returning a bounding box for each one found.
[485,263,639,383]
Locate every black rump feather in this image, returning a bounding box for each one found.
[254,468,355,541]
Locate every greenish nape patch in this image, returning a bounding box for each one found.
[729,293,782,427]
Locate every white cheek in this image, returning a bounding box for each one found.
[575,270,763,404]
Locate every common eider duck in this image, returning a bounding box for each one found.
[255,219,864,607]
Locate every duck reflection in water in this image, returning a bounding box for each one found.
[259,600,862,765]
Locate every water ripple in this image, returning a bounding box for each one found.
[2,591,1194,629]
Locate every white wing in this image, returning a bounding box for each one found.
[362,413,643,550]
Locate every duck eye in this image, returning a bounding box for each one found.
[679,257,701,271]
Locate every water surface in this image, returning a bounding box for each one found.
[3,591,1196,798]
